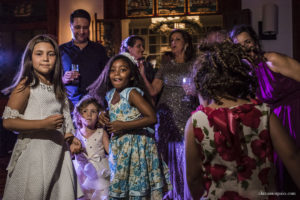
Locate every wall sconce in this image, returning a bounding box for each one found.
[258,3,278,40]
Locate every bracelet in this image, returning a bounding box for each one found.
[65,135,75,145]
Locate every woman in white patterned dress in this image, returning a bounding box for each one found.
[2,34,83,200]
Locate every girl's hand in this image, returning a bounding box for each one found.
[43,114,64,130]
[70,137,82,154]
[98,111,110,127]
[106,120,125,134]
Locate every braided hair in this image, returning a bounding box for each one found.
[194,41,258,105]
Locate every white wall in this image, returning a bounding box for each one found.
[242,0,292,57]
[58,0,104,45]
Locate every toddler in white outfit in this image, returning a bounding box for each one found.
[73,95,110,200]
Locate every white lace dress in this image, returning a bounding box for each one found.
[2,82,83,200]
[73,128,110,200]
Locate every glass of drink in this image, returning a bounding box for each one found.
[182,77,192,102]
[71,64,79,72]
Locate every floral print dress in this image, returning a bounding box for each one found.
[191,100,278,200]
[106,87,171,199]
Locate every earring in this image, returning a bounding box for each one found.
[184,44,188,52]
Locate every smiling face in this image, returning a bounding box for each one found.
[109,59,131,91]
[70,17,90,44]
[170,32,186,56]
[32,42,56,80]
[80,103,98,129]
[128,39,144,60]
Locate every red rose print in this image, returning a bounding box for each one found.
[251,130,273,162]
[203,176,212,196]
[235,104,262,129]
[220,191,250,200]
[210,164,227,181]
[194,127,204,142]
[214,131,238,161]
[237,156,256,181]
[205,163,227,182]
[258,167,270,185]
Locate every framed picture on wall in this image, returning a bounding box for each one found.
[126,0,154,17]
[157,0,185,16]
[188,0,218,14]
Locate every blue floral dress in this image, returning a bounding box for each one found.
[106,87,171,199]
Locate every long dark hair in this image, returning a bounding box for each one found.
[169,29,195,62]
[2,34,66,103]
[88,54,152,108]
[194,41,258,105]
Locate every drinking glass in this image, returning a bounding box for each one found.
[71,64,79,84]
[182,77,192,102]
[71,64,79,72]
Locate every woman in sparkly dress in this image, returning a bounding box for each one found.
[140,29,197,200]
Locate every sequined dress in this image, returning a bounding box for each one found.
[155,60,195,200]
[2,82,83,200]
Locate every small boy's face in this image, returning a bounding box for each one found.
[80,103,98,129]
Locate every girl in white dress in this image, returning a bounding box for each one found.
[1,34,83,200]
[73,95,110,200]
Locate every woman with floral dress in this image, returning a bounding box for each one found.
[185,42,300,199]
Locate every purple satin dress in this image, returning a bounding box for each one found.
[255,62,300,196]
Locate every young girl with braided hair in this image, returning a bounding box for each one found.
[185,41,300,199]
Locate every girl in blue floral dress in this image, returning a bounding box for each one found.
[88,54,171,199]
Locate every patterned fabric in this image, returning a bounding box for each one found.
[155,60,196,200]
[2,106,24,119]
[2,82,83,200]
[106,87,171,199]
[191,100,278,200]
[74,128,110,200]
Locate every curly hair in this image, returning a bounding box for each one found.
[73,95,102,129]
[198,30,228,52]
[88,54,153,108]
[194,41,258,105]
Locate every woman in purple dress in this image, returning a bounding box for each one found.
[230,24,300,198]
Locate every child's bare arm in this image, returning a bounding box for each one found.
[102,129,109,154]
[106,89,156,133]
[269,113,300,188]
[3,81,64,131]
[185,117,204,199]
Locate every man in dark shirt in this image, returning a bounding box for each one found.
[60,9,108,107]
